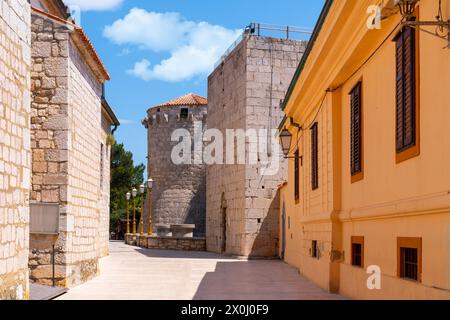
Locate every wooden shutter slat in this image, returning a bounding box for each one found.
[311,123,318,190]
[396,32,405,150]
[396,26,416,152]
[294,149,299,200]
[350,82,362,176]
[403,27,415,148]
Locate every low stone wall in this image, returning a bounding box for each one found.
[125,234,206,252]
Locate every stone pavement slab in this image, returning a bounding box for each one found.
[56,241,345,300]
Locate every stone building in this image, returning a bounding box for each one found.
[142,94,207,237]
[0,0,32,300]
[206,35,306,257]
[28,1,119,287]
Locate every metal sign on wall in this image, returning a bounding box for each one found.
[30,203,60,235]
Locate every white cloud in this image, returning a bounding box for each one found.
[118,119,135,125]
[128,59,153,81]
[63,0,123,11]
[104,8,242,82]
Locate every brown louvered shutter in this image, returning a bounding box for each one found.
[350,82,362,176]
[396,31,405,150]
[396,26,416,152]
[294,149,299,201]
[403,27,416,148]
[311,123,318,190]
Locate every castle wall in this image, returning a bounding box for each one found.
[0,0,31,300]
[146,105,207,237]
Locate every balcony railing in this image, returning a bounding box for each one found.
[214,22,313,69]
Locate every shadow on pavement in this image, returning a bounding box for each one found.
[193,260,347,300]
[134,247,237,260]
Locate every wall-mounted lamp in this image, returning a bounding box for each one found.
[396,0,418,19]
[396,0,450,48]
[279,128,293,157]
[279,117,302,158]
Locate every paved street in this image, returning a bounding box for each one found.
[57,241,345,300]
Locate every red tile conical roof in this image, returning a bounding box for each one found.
[154,93,207,108]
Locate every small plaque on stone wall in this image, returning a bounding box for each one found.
[30,203,60,235]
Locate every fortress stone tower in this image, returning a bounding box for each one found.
[207,34,306,257]
[142,94,208,237]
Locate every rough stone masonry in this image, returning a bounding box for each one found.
[29,10,112,287]
[143,96,207,237]
[206,35,306,257]
[0,0,32,300]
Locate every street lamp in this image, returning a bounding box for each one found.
[126,192,131,234]
[139,184,145,235]
[132,188,137,234]
[147,178,154,236]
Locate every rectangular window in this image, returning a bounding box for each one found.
[311,123,319,190]
[351,236,364,268]
[394,22,420,162]
[180,108,189,119]
[397,237,422,282]
[100,143,104,190]
[294,149,300,202]
[311,240,318,258]
[350,82,363,182]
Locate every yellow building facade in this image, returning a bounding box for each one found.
[280,0,450,299]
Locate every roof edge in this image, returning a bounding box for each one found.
[147,93,208,112]
[102,98,120,126]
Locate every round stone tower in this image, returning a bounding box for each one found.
[142,93,207,237]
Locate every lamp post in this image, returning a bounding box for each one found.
[147,178,154,236]
[126,192,131,234]
[139,184,145,235]
[132,188,137,234]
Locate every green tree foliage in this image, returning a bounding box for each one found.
[110,142,145,232]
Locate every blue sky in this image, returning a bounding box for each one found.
[64,0,325,176]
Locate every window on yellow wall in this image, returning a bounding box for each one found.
[394,18,420,163]
[294,149,300,202]
[311,240,319,258]
[351,236,364,268]
[397,237,422,282]
[350,82,363,183]
[311,123,319,190]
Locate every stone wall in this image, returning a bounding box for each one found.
[145,105,207,237]
[98,114,111,257]
[29,12,107,287]
[206,36,306,257]
[66,35,104,286]
[0,0,31,300]
[29,12,70,287]
[126,234,206,252]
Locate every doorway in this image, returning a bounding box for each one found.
[221,207,227,253]
[220,193,227,254]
